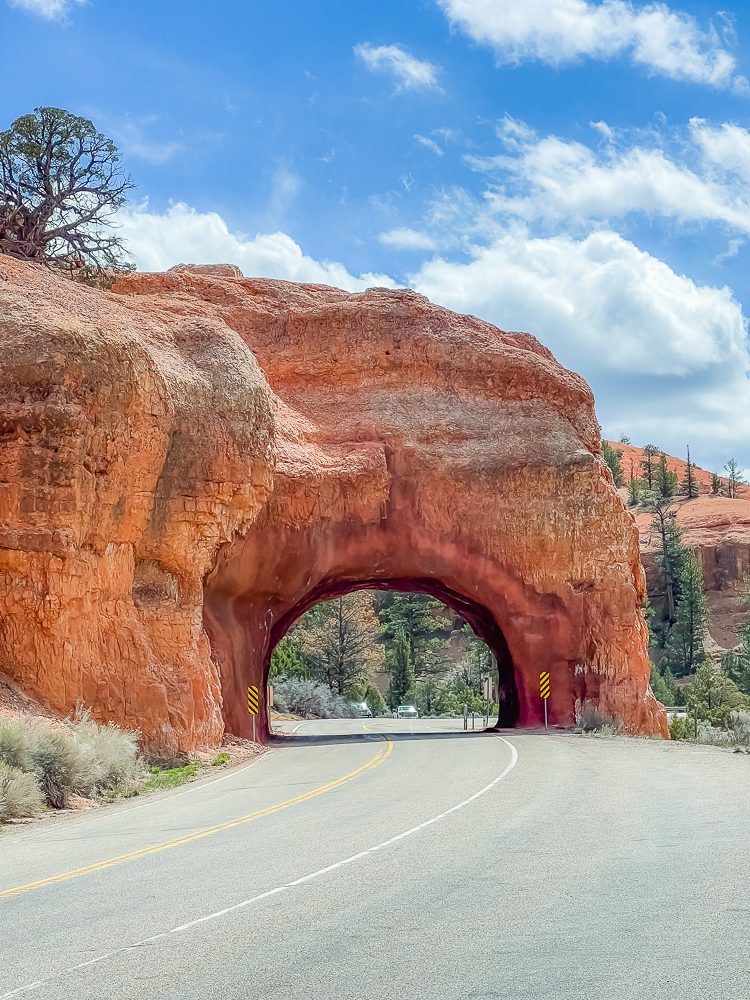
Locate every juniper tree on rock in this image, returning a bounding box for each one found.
[679,446,700,500]
[711,472,723,495]
[627,475,644,507]
[0,107,135,274]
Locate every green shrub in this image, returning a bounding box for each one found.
[0,762,45,822]
[669,715,693,740]
[211,753,230,766]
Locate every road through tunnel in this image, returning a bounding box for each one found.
[264,578,519,732]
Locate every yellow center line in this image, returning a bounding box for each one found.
[1,739,394,899]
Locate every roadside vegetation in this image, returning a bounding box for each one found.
[270,591,499,719]
[0,711,143,824]
[605,436,750,746]
[0,712,240,826]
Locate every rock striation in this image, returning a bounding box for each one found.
[0,258,667,748]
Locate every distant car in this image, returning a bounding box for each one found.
[396,705,418,719]
[351,701,372,718]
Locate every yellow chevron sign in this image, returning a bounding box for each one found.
[247,685,259,715]
[540,672,550,700]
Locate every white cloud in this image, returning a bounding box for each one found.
[690,118,750,183]
[438,0,746,92]
[8,0,85,15]
[118,202,396,291]
[102,114,183,165]
[409,228,750,460]
[379,228,439,250]
[414,134,444,156]
[713,238,744,267]
[466,117,750,234]
[354,43,443,93]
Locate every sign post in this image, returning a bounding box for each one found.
[539,672,550,729]
[247,685,259,742]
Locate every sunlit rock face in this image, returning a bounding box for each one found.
[0,258,667,749]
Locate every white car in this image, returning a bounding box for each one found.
[396,705,418,719]
[351,701,372,718]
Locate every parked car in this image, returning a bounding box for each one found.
[351,701,372,718]
[396,705,418,719]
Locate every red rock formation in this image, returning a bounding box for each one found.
[636,495,750,652]
[0,258,667,747]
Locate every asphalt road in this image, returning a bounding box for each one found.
[1,720,749,999]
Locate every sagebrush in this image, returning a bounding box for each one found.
[273,678,357,719]
[0,712,144,820]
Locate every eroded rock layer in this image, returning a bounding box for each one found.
[0,258,666,747]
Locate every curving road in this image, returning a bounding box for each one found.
[1,720,749,999]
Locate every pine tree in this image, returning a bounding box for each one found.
[269,634,308,680]
[627,475,643,506]
[601,440,625,487]
[679,446,700,499]
[363,683,387,716]
[378,592,450,679]
[655,454,677,499]
[296,592,383,695]
[643,494,686,623]
[640,444,660,489]
[386,625,414,708]
[723,458,747,499]
[711,472,722,495]
[664,551,710,677]
[721,649,750,697]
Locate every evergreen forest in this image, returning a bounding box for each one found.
[269,590,498,719]
[602,437,750,733]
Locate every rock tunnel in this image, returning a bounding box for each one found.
[0,260,668,751]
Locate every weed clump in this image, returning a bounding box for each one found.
[144,761,202,790]
[0,762,45,822]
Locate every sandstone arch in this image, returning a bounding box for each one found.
[0,259,667,749]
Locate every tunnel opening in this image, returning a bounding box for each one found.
[264,578,519,733]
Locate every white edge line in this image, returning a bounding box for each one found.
[0,737,518,999]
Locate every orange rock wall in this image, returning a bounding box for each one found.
[0,259,667,747]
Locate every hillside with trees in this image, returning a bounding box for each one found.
[602,437,750,734]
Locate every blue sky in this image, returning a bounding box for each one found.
[3,0,750,471]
